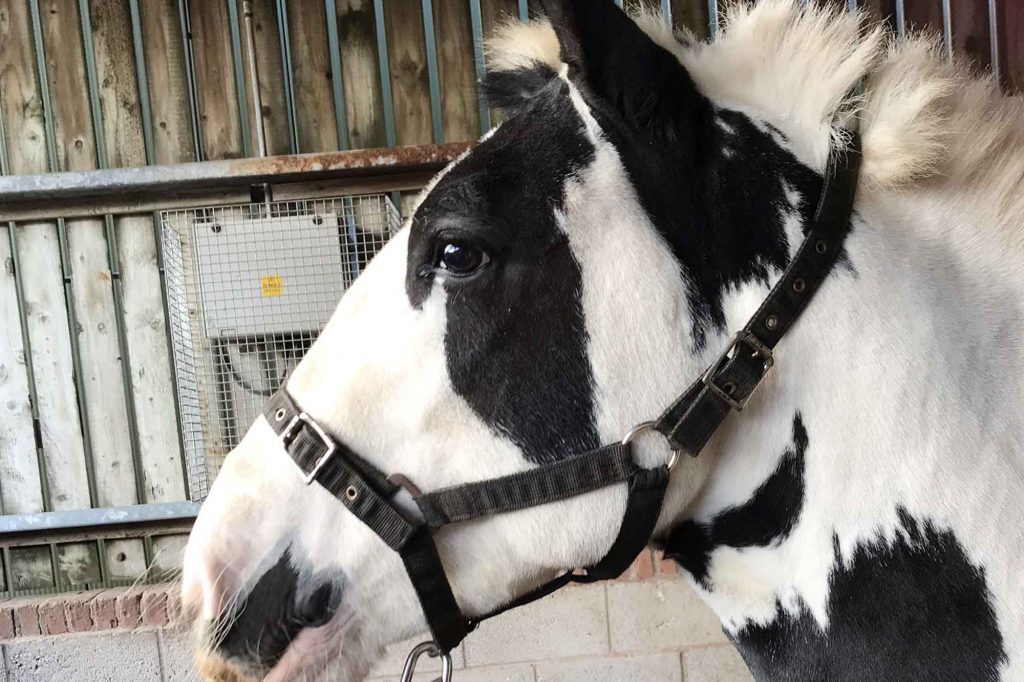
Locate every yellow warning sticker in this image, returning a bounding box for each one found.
[260,274,283,297]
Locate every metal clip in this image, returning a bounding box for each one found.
[400,641,453,682]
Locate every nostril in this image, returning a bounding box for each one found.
[297,580,342,628]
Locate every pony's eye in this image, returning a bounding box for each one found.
[438,242,488,275]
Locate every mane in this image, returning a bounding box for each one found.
[487,0,1024,231]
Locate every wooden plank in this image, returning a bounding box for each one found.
[480,0,518,126]
[670,0,709,39]
[151,534,189,580]
[949,0,992,72]
[56,541,102,590]
[138,0,198,164]
[43,0,132,510]
[118,214,187,503]
[997,1,1024,92]
[382,0,433,146]
[17,222,91,511]
[903,0,943,36]
[861,0,898,34]
[432,0,480,141]
[190,0,244,159]
[3,0,91,512]
[0,225,42,515]
[239,0,291,155]
[9,546,53,592]
[0,0,45,516]
[286,0,339,152]
[335,0,387,149]
[90,0,188,504]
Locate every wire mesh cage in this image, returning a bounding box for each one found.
[162,195,402,501]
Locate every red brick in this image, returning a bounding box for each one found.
[0,605,15,640]
[654,549,679,577]
[39,599,68,635]
[116,587,145,629]
[141,587,168,627]
[65,592,94,633]
[634,550,656,580]
[90,589,120,631]
[13,602,40,637]
[165,587,183,627]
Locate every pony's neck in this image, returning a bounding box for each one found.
[651,122,1023,677]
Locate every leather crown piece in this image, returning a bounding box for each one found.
[265,125,862,654]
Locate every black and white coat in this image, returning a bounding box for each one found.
[182,1,1024,680]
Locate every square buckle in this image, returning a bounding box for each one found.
[281,412,338,484]
[701,331,774,411]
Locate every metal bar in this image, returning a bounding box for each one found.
[468,0,491,135]
[661,0,671,22]
[613,0,622,8]
[324,0,351,150]
[518,0,528,22]
[48,543,59,591]
[0,143,469,204]
[988,0,1001,86]
[420,0,445,144]
[128,0,156,161]
[241,0,267,159]
[848,0,857,14]
[373,0,398,147]
[79,0,141,509]
[708,0,719,38]
[178,0,205,161]
[228,0,254,157]
[895,0,906,41]
[28,0,92,513]
[941,0,953,59]
[0,502,201,534]
[96,537,108,589]
[131,0,192,501]
[275,0,300,153]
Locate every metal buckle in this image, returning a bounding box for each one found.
[701,331,774,412]
[281,412,338,484]
[400,641,453,682]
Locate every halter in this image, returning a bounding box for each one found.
[263,119,862,678]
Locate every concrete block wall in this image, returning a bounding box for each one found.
[0,562,753,681]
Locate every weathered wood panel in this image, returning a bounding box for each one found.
[91,0,187,504]
[999,1,1024,92]
[383,0,433,145]
[43,0,133,510]
[336,0,387,149]
[138,0,197,164]
[239,0,291,155]
[0,226,42,515]
[190,0,244,159]
[3,0,91,513]
[433,0,480,141]
[287,0,339,152]
[671,0,710,39]
[0,0,46,515]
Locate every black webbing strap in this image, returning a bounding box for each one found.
[415,443,636,527]
[655,131,863,455]
[265,393,468,649]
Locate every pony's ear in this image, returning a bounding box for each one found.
[481,64,560,117]
[539,0,701,131]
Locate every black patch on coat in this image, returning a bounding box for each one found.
[733,511,1007,681]
[661,414,807,584]
[215,551,342,670]
[406,79,599,464]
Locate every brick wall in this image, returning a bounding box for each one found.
[0,555,753,681]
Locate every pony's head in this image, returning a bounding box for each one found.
[181,0,864,678]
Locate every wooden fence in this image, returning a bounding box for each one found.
[0,0,1019,595]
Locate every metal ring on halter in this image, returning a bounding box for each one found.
[400,641,453,682]
[622,421,682,471]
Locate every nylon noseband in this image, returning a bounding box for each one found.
[263,125,862,655]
